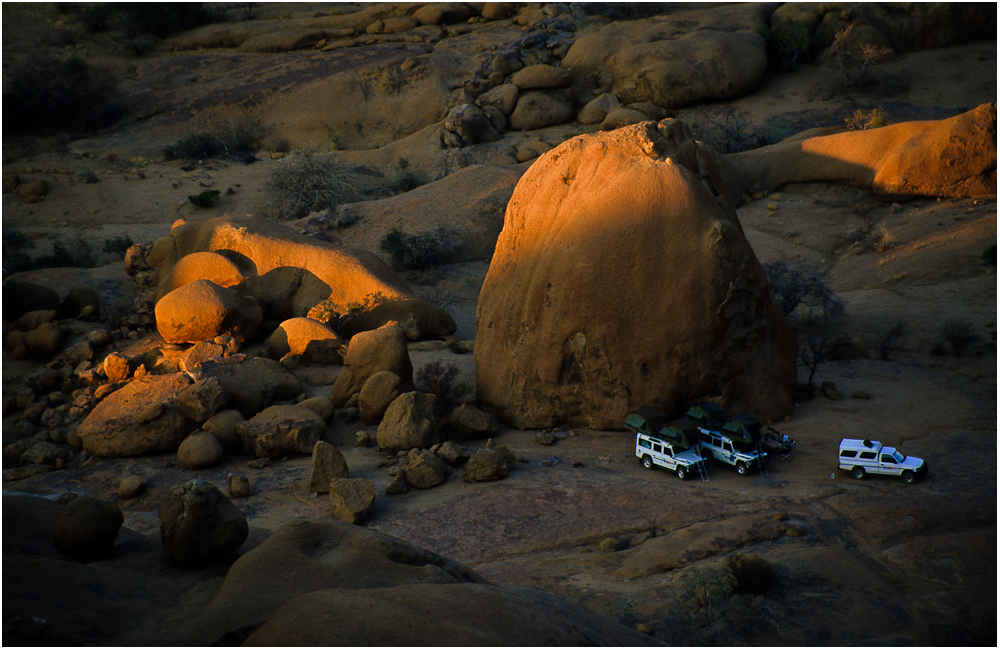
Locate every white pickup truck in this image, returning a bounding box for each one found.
[838,438,927,484]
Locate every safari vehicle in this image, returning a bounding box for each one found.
[627,409,708,481]
[686,402,768,476]
[838,438,927,484]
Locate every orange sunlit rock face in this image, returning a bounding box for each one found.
[475,121,797,430]
[728,102,997,199]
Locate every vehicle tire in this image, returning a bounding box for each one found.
[902,470,915,484]
[852,467,866,480]
[736,461,748,475]
[676,466,688,481]
[642,456,654,470]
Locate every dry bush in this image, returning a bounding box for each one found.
[415,360,471,409]
[264,146,358,220]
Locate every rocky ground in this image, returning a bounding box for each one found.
[3,2,997,646]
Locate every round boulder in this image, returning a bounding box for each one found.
[53,496,124,561]
[177,431,225,469]
[508,91,573,132]
[267,317,345,364]
[159,479,249,566]
[155,279,262,344]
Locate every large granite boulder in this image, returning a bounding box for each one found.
[475,120,797,429]
[562,4,769,107]
[267,317,345,364]
[154,250,256,302]
[726,102,997,200]
[53,496,124,561]
[75,374,197,457]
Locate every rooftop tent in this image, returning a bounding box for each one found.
[685,401,727,431]
[625,407,667,436]
[663,417,700,449]
[721,413,762,444]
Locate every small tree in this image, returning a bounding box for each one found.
[941,320,981,357]
[875,321,907,360]
[764,261,846,389]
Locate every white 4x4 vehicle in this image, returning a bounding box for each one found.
[627,409,708,481]
[698,428,767,476]
[838,438,927,484]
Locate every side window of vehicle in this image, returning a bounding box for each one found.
[723,442,733,453]
[859,452,876,460]
[840,450,856,458]
[639,439,651,449]
[881,454,894,463]
[652,443,661,453]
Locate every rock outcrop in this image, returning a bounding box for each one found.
[144,216,455,339]
[726,102,998,200]
[475,120,797,429]
[562,4,769,107]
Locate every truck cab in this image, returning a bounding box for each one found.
[838,438,927,483]
[627,409,708,481]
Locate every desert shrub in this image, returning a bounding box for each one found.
[823,24,893,89]
[2,55,121,134]
[415,360,471,410]
[389,157,422,193]
[164,115,269,160]
[380,225,465,271]
[102,235,135,257]
[582,4,670,21]
[724,554,774,595]
[188,189,220,208]
[690,107,769,154]
[164,132,224,160]
[3,229,35,275]
[980,244,996,266]
[767,18,814,69]
[264,146,358,220]
[941,320,982,357]
[117,2,214,37]
[346,291,391,316]
[875,321,907,361]
[846,107,888,130]
[873,224,896,252]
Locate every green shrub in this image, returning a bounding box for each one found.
[264,146,358,220]
[379,225,463,270]
[117,2,214,37]
[767,19,814,69]
[846,108,888,130]
[2,55,121,134]
[103,236,135,257]
[164,132,224,160]
[189,189,220,208]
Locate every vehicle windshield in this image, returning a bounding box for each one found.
[891,450,905,463]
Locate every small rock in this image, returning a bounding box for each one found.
[536,432,557,445]
[355,430,372,447]
[851,390,872,400]
[384,472,408,495]
[228,474,251,498]
[308,440,350,493]
[159,479,249,566]
[118,474,147,499]
[328,477,376,524]
[404,448,447,489]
